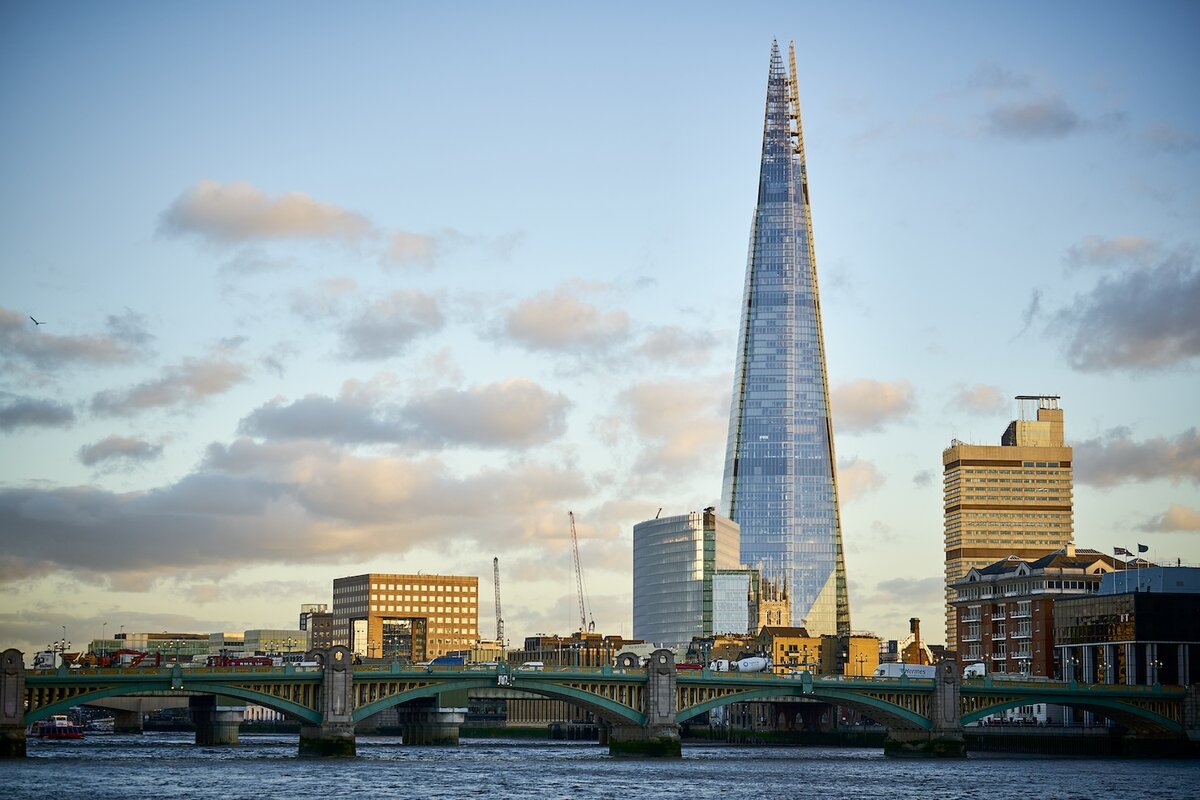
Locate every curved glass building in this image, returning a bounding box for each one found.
[720,41,851,637]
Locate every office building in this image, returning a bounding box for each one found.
[332,573,479,661]
[720,41,851,637]
[299,603,333,650]
[1055,565,1200,685]
[943,395,1074,648]
[633,508,740,647]
[245,629,310,657]
[950,544,1114,677]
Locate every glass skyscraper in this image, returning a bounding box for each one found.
[720,41,851,637]
[632,508,740,647]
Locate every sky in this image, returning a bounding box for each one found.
[2,1,1198,659]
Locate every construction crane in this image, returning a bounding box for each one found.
[568,511,594,633]
[493,556,504,646]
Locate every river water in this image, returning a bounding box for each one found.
[6,733,1198,799]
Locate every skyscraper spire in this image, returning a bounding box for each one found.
[720,41,851,638]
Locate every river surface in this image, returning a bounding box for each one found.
[7,733,1198,799]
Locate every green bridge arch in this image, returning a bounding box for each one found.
[676,685,933,731]
[25,680,323,725]
[960,693,1182,732]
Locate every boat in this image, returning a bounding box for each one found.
[33,715,84,739]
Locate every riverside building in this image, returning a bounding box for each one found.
[632,508,740,647]
[943,395,1074,649]
[720,41,851,637]
[332,573,479,661]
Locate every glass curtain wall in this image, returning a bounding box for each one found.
[720,41,851,637]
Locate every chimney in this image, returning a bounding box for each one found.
[910,617,920,640]
[1065,542,1076,558]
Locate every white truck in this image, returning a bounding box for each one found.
[873,663,937,678]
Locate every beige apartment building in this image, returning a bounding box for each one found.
[943,396,1073,650]
[332,573,479,662]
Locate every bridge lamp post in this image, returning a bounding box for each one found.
[1150,658,1163,686]
[855,654,867,676]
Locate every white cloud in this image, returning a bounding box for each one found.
[951,384,1007,416]
[91,356,249,417]
[837,457,885,502]
[160,180,371,243]
[1074,427,1200,487]
[341,290,444,360]
[0,393,75,431]
[832,379,916,432]
[1138,505,1200,533]
[501,284,630,353]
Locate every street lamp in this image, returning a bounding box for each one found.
[855,654,867,677]
[1150,659,1163,686]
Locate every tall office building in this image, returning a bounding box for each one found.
[332,573,479,661]
[720,41,850,637]
[943,395,1074,649]
[632,508,740,647]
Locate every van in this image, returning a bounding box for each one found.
[520,661,544,671]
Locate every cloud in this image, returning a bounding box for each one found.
[341,290,444,360]
[289,277,358,321]
[160,180,371,243]
[636,326,720,368]
[1065,235,1159,270]
[1138,505,1200,533]
[951,384,1007,416]
[78,436,164,467]
[402,379,571,449]
[0,394,75,431]
[985,96,1081,138]
[0,306,151,369]
[91,356,250,417]
[385,230,439,266]
[874,576,945,605]
[241,378,569,450]
[966,63,1031,92]
[1055,256,1200,371]
[1012,288,1042,340]
[219,248,299,276]
[831,379,915,432]
[620,378,727,484]
[0,438,590,586]
[1141,123,1200,155]
[1074,427,1200,487]
[912,470,934,488]
[837,458,884,502]
[500,284,630,353]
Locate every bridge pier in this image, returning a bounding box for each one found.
[189,695,243,746]
[1,649,25,758]
[883,660,965,757]
[609,649,681,757]
[299,646,356,757]
[113,709,144,734]
[391,699,465,745]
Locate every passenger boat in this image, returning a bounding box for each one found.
[33,715,84,739]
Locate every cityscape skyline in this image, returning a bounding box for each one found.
[2,4,1198,659]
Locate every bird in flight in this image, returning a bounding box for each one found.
[30,316,45,325]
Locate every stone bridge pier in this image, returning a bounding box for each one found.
[189,695,244,746]
[299,646,356,757]
[607,649,681,757]
[1,649,25,758]
[883,660,965,757]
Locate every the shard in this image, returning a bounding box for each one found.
[720,41,851,637]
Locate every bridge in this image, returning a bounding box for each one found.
[3,647,1196,758]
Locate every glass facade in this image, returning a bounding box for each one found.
[720,41,850,637]
[632,509,740,647]
[713,569,757,635]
